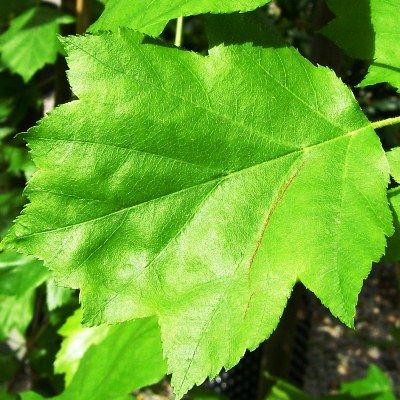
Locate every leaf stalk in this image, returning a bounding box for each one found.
[371,115,400,130]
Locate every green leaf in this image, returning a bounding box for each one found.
[265,378,314,400]
[360,0,400,91]
[192,395,226,400]
[322,0,400,91]
[0,250,48,339]
[0,291,35,340]
[1,144,35,177]
[265,365,395,399]
[340,364,395,400]
[205,10,284,48]
[54,309,110,385]
[0,5,74,82]
[0,0,36,24]
[386,147,400,184]
[0,190,25,238]
[0,387,17,400]
[384,148,400,261]
[0,251,48,297]
[0,70,41,126]
[385,187,400,261]
[46,278,73,311]
[90,0,271,35]
[321,0,373,60]
[26,316,166,400]
[20,393,44,400]
[5,31,393,398]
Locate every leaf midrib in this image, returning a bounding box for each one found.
[18,123,372,240]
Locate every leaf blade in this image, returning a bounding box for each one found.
[5,31,393,397]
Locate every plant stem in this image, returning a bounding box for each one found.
[371,115,400,130]
[76,0,91,34]
[174,16,184,47]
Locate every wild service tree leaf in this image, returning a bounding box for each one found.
[90,0,271,35]
[22,316,166,400]
[0,5,74,82]
[4,30,393,397]
[322,0,400,91]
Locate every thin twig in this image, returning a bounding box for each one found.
[174,16,184,47]
[76,0,91,34]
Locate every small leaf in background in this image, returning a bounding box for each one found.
[265,377,313,400]
[0,0,36,24]
[384,188,400,262]
[360,0,400,91]
[191,395,227,400]
[340,364,395,400]
[0,190,26,238]
[54,309,109,385]
[321,0,373,60]
[0,5,74,82]
[0,251,48,340]
[90,0,272,35]
[265,364,395,399]
[24,316,167,400]
[1,145,35,178]
[0,387,17,400]
[386,147,400,184]
[0,70,42,127]
[45,279,73,312]
[322,0,400,91]
[205,10,284,48]
[383,148,400,261]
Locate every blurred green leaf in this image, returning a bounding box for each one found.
[265,364,395,399]
[340,365,395,400]
[0,5,74,82]
[0,0,36,25]
[0,251,48,297]
[45,279,73,312]
[90,0,272,35]
[322,0,400,91]
[0,251,48,340]
[54,309,109,385]
[24,316,167,400]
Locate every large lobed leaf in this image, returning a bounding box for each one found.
[5,30,393,397]
[90,0,271,35]
[322,0,400,91]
